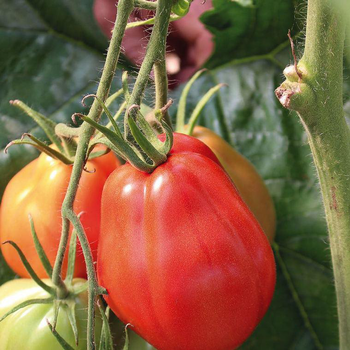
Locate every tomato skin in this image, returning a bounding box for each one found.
[160,129,276,242]
[191,126,276,242]
[169,127,276,242]
[97,141,276,350]
[158,132,221,165]
[0,278,101,349]
[0,149,120,278]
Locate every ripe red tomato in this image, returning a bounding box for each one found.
[191,126,276,242]
[0,148,120,278]
[158,132,222,165]
[164,128,276,242]
[97,134,276,350]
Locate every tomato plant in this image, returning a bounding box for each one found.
[1,0,349,347]
[0,148,120,279]
[0,278,102,349]
[97,134,276,350]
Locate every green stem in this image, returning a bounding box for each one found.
[134,0,157,10]
[51,1,133,349]
[127,0,172,110]
[154,59,171,126]
[276,1,350,347]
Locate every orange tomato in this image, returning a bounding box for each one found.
[0,148,120,278]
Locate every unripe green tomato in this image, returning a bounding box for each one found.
[0,279,102,350]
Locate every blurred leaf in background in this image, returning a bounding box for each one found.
[201,0,304,69]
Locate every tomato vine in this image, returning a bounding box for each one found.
[51,1,134,348]
[51,1,177,348]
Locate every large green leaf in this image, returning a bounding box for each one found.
[201,0,304,69]
[25,0,108,52]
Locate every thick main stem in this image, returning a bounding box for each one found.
[301,2,350,346]
[276,0,350,347]
[51,1,133,349]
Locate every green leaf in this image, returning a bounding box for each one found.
[201,0,304,69]
[24,0,108,52]
[169,47,340,348]
[0,297,53,323]
[47,319,75,350]
[2,241,56,296]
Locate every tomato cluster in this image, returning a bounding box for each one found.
[0,130,275,349]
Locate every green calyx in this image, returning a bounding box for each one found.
[75,93,173,173]
[3,98,114,166]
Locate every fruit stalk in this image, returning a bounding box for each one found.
[51,1,133,349]
[275,0,350,346]
[126,0,172,126]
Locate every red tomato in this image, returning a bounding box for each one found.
[0,148,120,278]
[161,129,276,243]
[97,135,276,350]
[158,132,221,165]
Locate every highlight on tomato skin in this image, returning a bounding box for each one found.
[0,148,120,279]
[97,134,276,350]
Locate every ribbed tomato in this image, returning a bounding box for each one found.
[0,148,120,278]
[97,134,275,350]
[160,130,276,242]
[191,126,276,242]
